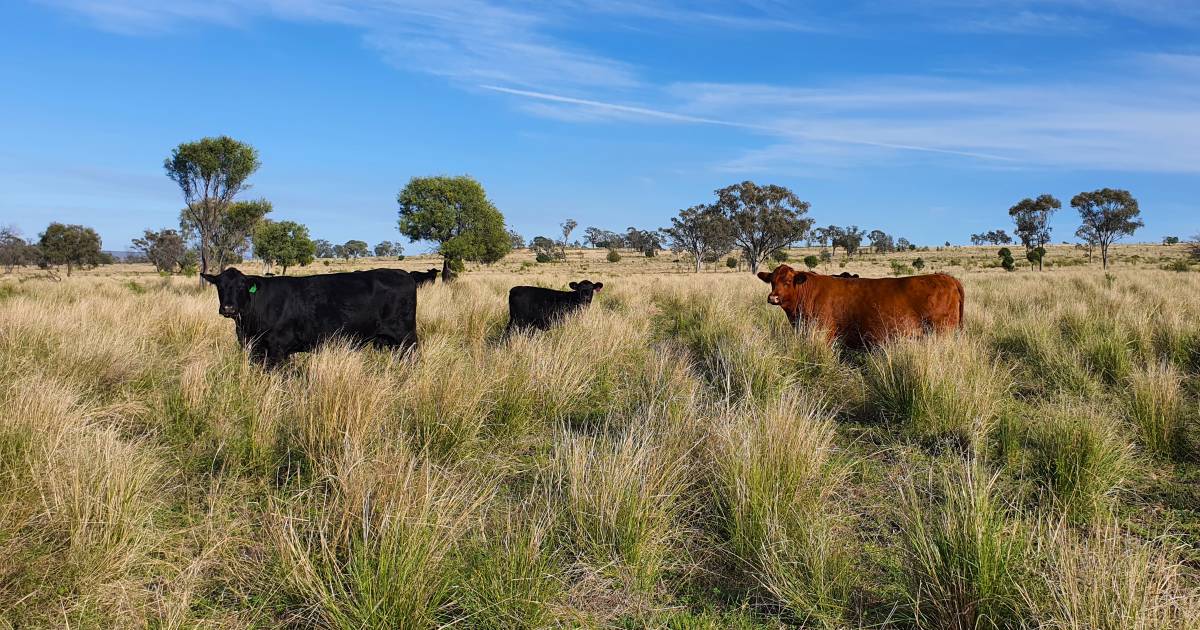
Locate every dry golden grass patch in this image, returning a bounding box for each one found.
[0,247,1197,627]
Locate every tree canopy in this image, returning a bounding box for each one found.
[836,226,866,258]
[398,175,511,279]
[1071,188,1142,269]
[971,230,1013,246]
[341,240,369,260]
[252,220,316,275]
[0,227,39,273]
[663,204,734,272]
[1009,194,1059,270]
[374,241,401,258]
[713,181,811,274]
[132,228,189,273]
[164,136,262,276]
[39,223,105,276]
[868,229,895,254]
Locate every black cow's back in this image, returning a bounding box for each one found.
[506,286,590,332]
[411,269,439,287]
[237,269,417,365]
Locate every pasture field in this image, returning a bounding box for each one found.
[1,245,1198,628]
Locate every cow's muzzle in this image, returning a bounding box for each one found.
[220,306,238,317]
[767,295,781,305]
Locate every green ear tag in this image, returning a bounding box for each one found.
[248,284,257,294]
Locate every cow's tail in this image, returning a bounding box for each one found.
[956,278,965,330]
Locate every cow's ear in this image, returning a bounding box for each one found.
[593,282,603,292]
[201,273,217,285]
[793,273,809,285]
[756,271,772,283]
[569,282,579,290]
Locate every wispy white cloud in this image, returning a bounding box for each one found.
[482,84,1019,162]
[36,0,812,91]
[36,0,1200,174]
[890,0,1200,31]
[40,0,642,90]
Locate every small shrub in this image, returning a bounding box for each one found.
[1160,258,1191,272]
[803,255,820,270]
[913,257,925,271]
[999,247,1016,272]
[890,260,913,276]
[535,252,554,263]
[606,249,621,263]
[725,257,737,269]
[771,249,789,262]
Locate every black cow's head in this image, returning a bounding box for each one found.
[568,280,603,303]
[201,267,258,318]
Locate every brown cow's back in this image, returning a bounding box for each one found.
[759,266,963,347]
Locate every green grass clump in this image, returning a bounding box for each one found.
[1126,362,1188,459]
[864,336,1007,448]
[554,426,688,591]
[1023,401,1132,524]
[457,511,563,629]
[1024,521,1200,629]
[274,451,492,628]
[711,396,851,627]
[899,463,1029,630]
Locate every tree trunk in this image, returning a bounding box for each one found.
[442,256,452,282]
[1101,244,1109,270]
[199,234,210,286]
[694,253,702,273]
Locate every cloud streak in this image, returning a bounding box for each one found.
[37,0,1200,174]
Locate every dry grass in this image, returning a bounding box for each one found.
[0,245,1198,627]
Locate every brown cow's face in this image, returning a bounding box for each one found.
[757,264,808,309]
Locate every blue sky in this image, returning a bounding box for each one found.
[2,1,1198,252]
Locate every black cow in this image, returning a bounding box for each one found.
[835,272,860,278]
[201,267,417,367]
[411,268,440,287]
[506,280,603,333]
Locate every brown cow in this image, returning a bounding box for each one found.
[757,264,963,347]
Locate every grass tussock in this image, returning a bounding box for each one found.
[1126,361,1188,458]
[710,395,851,626]
[1023,400,1133,524]
[457,509,564,629]
[1026,521,1200,629]
[899,462,1029,630]
[553,423,689,591]
[864,335,1008,447]
[274,447,493,628]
